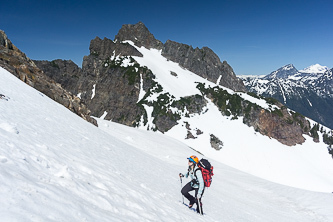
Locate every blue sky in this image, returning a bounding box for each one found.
[1,0,332,75]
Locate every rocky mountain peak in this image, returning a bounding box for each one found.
[264,64,298,80]
[114,21,163,49]
[162,40,246,92]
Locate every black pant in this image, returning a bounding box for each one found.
[181,182,204,214]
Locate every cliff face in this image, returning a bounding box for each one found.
[33,59,82,91]
[0,30,97,126]
[114,22,164,50]
[162,40,246,92]
[35,37,153,126]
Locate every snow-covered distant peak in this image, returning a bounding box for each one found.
[300,64,329,74]
[264,64,298,80]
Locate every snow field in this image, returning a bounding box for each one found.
[2,67,333,221]
[0,68,185,221]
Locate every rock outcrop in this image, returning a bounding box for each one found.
[162,40,246,92]
[197,83,311,146]
[0,30,97,126]
[114,22,163,50]
[33,59,82,91]
[242,103,310,146]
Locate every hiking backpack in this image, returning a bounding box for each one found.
[195,158,214,187]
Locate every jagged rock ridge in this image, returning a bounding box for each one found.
[113,22,246,92]
[114,22,163,50]
[162,40,245,92]
[0,30,97,126]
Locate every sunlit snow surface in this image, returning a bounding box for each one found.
[127,41,273,110]
[125,42,333,192]
[300,64,329,74]
[1,66,333,221]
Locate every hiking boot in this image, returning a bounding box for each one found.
[189,199,195,208]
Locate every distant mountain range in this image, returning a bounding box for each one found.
[240,64,333,129]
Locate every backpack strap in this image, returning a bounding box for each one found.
[193,168,201,184]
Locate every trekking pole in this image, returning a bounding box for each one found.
[198,199,203,215]
[180,176,184,204]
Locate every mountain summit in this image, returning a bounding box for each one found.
[115,22,163,49]
[300,64,329,74]
[264,64,298,79]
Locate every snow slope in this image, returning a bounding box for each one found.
[120,43,333,193]
[1,66,333,221]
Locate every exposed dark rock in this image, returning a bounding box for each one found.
[210,134,223,150]
[0,30,14,50]
[185,122,191,130]
[162,40,246,92]
[153,110,180,133]
[184,122,197,139]
[170,71,178,77]
[88,36,143,60]
[0,30,97,126]
[197,83,311,146]
[196,129,203,135]
[77,37,155,126]
[33,59,82,91]
[243,106,310,146]
[114,22,163,50]
[79,59,148,126]
[172,94,207,115]
[33,35,152,127]
[186,131,196,139]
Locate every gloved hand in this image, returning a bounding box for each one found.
[179,173,184,177]
[197,194,202,199]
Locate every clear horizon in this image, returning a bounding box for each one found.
[1,0,332,75]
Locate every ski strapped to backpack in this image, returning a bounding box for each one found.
[194,158,214,187]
